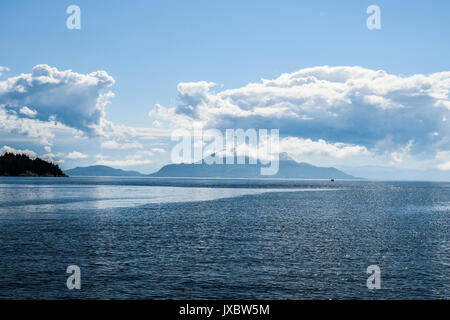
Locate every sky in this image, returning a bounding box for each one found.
[1,0,450,178]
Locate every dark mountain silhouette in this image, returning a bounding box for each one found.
[149,153,357,179]
[0,153,67,177]
[65,165,144,177]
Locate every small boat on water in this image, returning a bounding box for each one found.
[330,178,335,182]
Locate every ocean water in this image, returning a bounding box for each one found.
[0,177,448,299]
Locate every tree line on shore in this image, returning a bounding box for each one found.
[0,153,67,177]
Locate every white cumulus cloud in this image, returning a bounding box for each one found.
[19,106,37,117]
[0,64,115,135]
[100,140,143,150]
[66,151,88,159]
[151,66,450,158]
[0,66,10,77]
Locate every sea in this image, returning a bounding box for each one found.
[0,177,448,299]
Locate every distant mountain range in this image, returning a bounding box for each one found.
[65,165,143,177]
[66,153,357,179]
[149,153,355,179]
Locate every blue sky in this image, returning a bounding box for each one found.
[1,1,450,178]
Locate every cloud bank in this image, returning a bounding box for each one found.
[151,66,450,169]
[0,64,115,136]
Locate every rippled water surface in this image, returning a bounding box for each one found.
[0,177,448,299]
